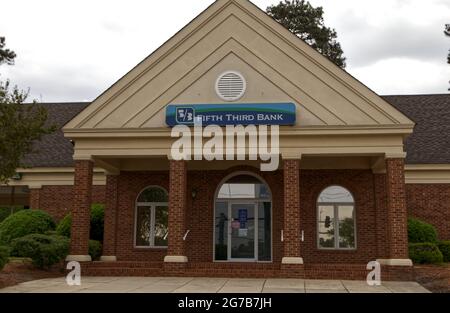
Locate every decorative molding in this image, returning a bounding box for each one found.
[164,255,189,263]
[281,257,304,265]
[376,259,413,267]
[65,255,92,262]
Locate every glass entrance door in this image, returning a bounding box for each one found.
[229,203,256,261]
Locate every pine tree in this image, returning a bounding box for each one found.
[267,0,346,68]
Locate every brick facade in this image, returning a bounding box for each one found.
[69,160,94,256]
[406,184,450,240]
[32,165,449,279]
[30,185,105,221]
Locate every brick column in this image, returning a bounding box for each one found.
[100,174,119,262]
[66,160,93,262]
[164,160,188,265]
[377,158,412,267]
[29,188,41,209]
[281,159,303,266]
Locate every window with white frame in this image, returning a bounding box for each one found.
[317,186,356,250]
[135,186,169,248]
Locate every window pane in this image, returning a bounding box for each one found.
[318,205,335,248]
[215,202,228,260]
[318,186,354,203]
[338,205,355,249]
[136,206,151,246]
[138,187,168,203]
[217,175,270,199]
[154,206,168,247]
[258,202,272,261]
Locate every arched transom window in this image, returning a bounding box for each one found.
[135,186,169,248]
[317,186,356,250]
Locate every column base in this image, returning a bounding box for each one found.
[164,255,188,263]
[281,257,304,265]
[376,259,413,266]
[66,255,92,262]
[100,256,117,262]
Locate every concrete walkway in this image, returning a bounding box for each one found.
[0,277,430,293]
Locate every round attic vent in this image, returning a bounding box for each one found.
[215,71,246,102]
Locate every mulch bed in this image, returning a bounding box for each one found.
[414,264,450,293]
[0,260,65,289]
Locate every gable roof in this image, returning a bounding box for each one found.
[385,94,450,164]
[22,94,450,167]
[21,103,89,168]
[63,0,413,130]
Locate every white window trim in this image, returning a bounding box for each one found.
[317,193,357,251]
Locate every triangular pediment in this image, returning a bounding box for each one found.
[64,0,413,130]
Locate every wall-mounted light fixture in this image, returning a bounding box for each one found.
[191,188,198,200]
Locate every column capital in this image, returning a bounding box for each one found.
[384,152,407,159]
[281,153,302,160]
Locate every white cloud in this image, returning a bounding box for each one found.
[0,0,449,101]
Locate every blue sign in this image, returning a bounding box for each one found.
[238,209,248,228]
[166,103,296,127]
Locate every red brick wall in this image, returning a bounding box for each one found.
[406,184,450,240]
[36,185,105,221]
[111,168,388,265]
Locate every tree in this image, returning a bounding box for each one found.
[0,37,55,184]
[267,0,346,68]
[0,37,17,65]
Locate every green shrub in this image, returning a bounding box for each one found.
[0,210,56,245]
[438,241,450,263]
[90,204,104,242]
[408,218,438,243]
[89,240,102,261]
[0,206,25,223]
[0,246,10,270]
[55,214,71,238]
[409,242,444,264]
[10,234,69,269]
[56,204,105,242]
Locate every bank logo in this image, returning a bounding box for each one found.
[176,107,195,124]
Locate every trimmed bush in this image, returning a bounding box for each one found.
[408,218,438,243]
[55,214,71,238]
[89,240,102,261]
[90,204,105,242]
[10,234,69,269]
[409,242,444,264]
[438,241,450,263]
[0,210,56,245]
[0,246,9,271]
[56,204,105,242]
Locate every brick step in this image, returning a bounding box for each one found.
[84,261,163,269]
[82,267,163,277]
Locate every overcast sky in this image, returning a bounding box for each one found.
[0,0,449,102]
